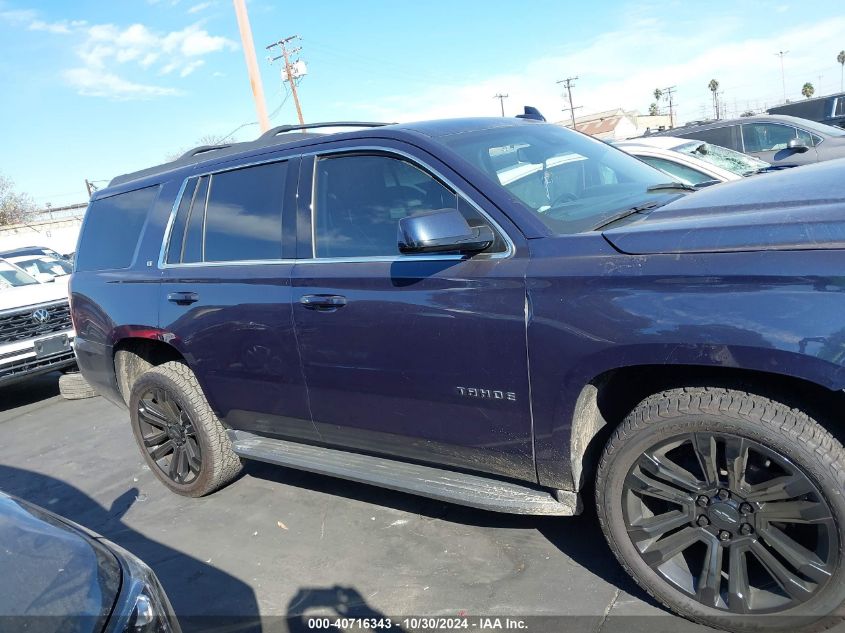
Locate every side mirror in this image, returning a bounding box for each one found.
[787,138,809,153]
[398,208,494,254]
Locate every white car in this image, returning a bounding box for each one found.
[614,136,771,187]
[6,254,73,281]
[0,259,75,387]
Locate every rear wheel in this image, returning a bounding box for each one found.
[596,387,845,632]
[129,361,241,497]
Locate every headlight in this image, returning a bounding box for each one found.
[127,584,175,633]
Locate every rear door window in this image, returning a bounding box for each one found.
[686,125,738,150]
[76,185,159,272]
[164,161,287,264]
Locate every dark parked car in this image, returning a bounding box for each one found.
[0,490,180,632]
[72,117,845,632]
[649,114,845,166]
[768,92,845,129]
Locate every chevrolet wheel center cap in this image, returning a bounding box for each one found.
[709,503,741,529]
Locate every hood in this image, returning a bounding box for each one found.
[0,276,69,312]
[0,492,120,633]
[603,158,845,254]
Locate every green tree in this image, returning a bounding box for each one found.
[838,50,845,92]
[648,102,659,116]
[708,79,720,119]
[653,88,663,102]
[0,173,36,227]
[802,82,815,99]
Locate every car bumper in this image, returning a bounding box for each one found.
[0,330,76,387]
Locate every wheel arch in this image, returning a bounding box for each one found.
[568,363,845,494]
[113,336,187,405]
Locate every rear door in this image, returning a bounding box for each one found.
[290,143,536,482]
[159,155,318,442]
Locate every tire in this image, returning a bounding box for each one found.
[58,371,97,400]
[128,361,242,497]
[596,387,845,633]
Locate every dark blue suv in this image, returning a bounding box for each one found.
[71,117,845,632]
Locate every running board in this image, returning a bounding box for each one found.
[228,430,578,516]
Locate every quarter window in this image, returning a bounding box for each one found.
[77,185,159,272]
[312,154,499,258]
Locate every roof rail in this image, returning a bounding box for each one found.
[258,121,391,140]
[179,144,234,160]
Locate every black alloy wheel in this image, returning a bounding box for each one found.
[622,432,837,614]
[135,386,202,485]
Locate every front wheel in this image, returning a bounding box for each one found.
[596,387,845,632]
[128,361,242,497]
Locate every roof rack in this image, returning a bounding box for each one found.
[258,121,391,140]
[178,143,235,160]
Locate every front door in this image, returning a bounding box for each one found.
[159,156,317,442]
[291,148,535,482]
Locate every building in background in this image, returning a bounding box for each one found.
[0,203,86,256]
[558,108,672,140]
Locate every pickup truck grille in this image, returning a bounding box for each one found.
[0,301,72,344]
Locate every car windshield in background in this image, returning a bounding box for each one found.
[17,257,72,277]
[676,141,769,176]
[439,124,674,235]
[0,261,39,289]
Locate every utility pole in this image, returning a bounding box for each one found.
[775,50,789,102]
[557,77,580,128]
[493,93,508,117]
[233,0,270,132]
[660,85,676,128]
[267,35,305,125]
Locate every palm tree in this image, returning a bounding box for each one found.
[708,79,720,119]
[653,88,663,102]
[838,50,845,92]
[802,82,815,99]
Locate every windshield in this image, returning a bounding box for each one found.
[0,260,39,289]
[439,124,678,234]
[676,140,769,176]
[13,257,72,277]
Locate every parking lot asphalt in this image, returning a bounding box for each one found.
[0,374,717,633]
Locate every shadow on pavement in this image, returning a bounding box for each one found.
[286,585,406,633]
[243,461,661,611]
[0,464,262,633]
[0,372,62,414]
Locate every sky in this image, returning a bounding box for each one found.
[0,0,843,207]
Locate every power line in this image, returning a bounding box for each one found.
[556,77,581,128]
[267,35,305,125]
[493,93,508,117]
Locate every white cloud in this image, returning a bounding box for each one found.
[187,2,214,14]
[0,8,37,25]
[65,20,236,99]
[63,67,181,99]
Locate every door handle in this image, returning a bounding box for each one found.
[300,294,347,311]
[167,291,199,305]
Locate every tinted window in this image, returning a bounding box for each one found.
[638,156,713,186]
[76,186,158,272]
[166,178,198,264]
[686,126,737,150]
[204,162,287,262]
[835,98,845,118]
[742,123,796,152]
[182,176,208,264]
[314,154,478,258]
